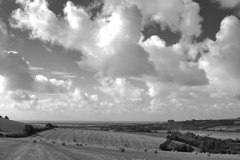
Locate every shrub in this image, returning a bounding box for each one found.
[154,150,158,154]
[62,142,65,145]
[5,133,28,138]
[33,140,37,143]
[144,148,147,152]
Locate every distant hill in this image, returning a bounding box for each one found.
[0,118,43,134]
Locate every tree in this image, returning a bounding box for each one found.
[4,116,9,120]
[46,123,54,129]
[24,125,35,135]
[0,115,2,118]
[187,145,194,152]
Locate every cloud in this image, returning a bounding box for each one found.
[0,50,72,94]
[126,0,203,39]
[10,0,209,102]
[98,77,144,103]
[199,16,240,98]
[51,71,78,79]
[29,66,44,70]
[8,91,37,102]
[10,0,156,79]
[0,19,8,51]
[143,98,200,114]
[34,75,72,94]
[212,0,240,8]
[0,51,34,91]
[51,71,76,75]
[143,36,209,86]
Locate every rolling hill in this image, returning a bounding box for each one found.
[0,118,43,134]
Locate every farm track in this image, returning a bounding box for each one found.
[0,138,239,160]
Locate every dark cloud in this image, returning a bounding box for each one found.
[0,51,34,91]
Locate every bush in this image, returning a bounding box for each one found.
[154,150,158,154]
[62,142,65,145]
[5,133,28,138]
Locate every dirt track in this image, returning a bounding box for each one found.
[0,138,239,160]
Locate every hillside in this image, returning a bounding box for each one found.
[0,118,26,133]
[0,118,43,134]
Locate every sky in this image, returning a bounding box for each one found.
[0,0,240,121]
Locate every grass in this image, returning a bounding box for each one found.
[0,118,44,134]
[0,118,26,133]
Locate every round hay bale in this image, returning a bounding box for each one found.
[79,143,83,146]
[120,147,125,152]
[52,141,55,144]
[33,140,37,143]
[62,142,65,145]
[154,150,158,154]
[171,150,174,152]
[144,148,147,152]
[194,151,198,155]
[206,153,210,156]
[85,143,87,145]
[104,145,106,147]
[175,151,178,153]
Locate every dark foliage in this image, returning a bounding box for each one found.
[167,131,240,154]
[160,139,194,152]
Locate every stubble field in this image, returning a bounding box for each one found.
[0,129,239,160]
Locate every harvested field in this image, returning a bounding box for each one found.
[0,138,239,160]
[178,130,240,139]
[38,128,165,149]
[207,125,240,131]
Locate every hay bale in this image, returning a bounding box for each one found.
[206,152,210,156]
[52,141,55,144]
[175,151,178,153]
[120,147,125,152]
[33,140,37,143]
[154,150,158,154]
[62,142,65,145]
[144,148,147,152]
[194,151,198,155]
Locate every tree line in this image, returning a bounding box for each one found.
[165,131,240,154]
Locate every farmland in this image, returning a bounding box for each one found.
[38,128,165,149]
[0,136,239,160]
